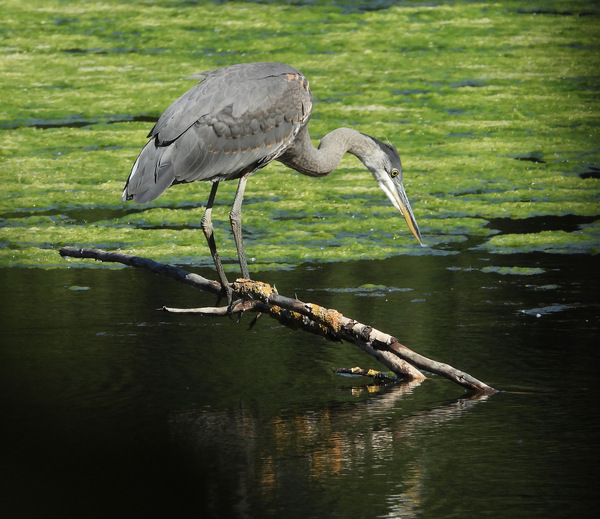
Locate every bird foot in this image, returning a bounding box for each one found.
[228,298,245,322]
[215,284,244,320]
[214,283,234,307]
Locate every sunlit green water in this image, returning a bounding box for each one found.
[1,0,598,267]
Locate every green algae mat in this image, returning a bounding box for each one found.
[1,0,599,269]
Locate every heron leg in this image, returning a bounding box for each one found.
[229,174,250,279]
[201,181,232,301]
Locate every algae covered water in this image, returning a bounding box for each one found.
[1,0,599,516]
[1,0,598,266]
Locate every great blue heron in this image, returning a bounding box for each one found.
[122,62,423,296]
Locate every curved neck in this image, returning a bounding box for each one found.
[277,126,378,177]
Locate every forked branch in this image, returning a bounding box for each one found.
[59,246,496,394]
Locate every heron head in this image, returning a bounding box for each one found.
[364,138,423,246]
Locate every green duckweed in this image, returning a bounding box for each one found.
[1,0,598,267]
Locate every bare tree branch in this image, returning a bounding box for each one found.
[60,246,222,295]
[59,246,497,394]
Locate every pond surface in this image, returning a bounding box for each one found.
[1,0,599,516]
[1,244,598,518]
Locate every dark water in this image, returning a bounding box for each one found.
[1,249,598,518]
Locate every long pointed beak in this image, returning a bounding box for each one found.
[380,175,424,246]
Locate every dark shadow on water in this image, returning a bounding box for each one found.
[63,47,169,55]
[0,114,157,130]
[0,248,598,517]
[511,152,546,163]
[486,214,597,234]
[580,165,600,179]
[0,206,136,224]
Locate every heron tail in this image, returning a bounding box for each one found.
[122,139,176,204]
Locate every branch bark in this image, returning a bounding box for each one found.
[59,246,497,394]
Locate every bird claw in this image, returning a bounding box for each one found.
[213,283,232,307]
[221,284,242,319]
[213,283,244,320]
[228,299,244,322]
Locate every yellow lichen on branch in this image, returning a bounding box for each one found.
[305,304,344,333]
[233,279,277,301]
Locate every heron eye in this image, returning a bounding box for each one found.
[390,169,400,178]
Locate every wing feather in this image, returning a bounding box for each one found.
[123,62,311,203]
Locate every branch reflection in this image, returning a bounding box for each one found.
[169,383,490,517]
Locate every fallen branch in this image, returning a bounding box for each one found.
[59,246,497,394]
[59,246,222,295]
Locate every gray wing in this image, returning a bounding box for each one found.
[123,62,312,204]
